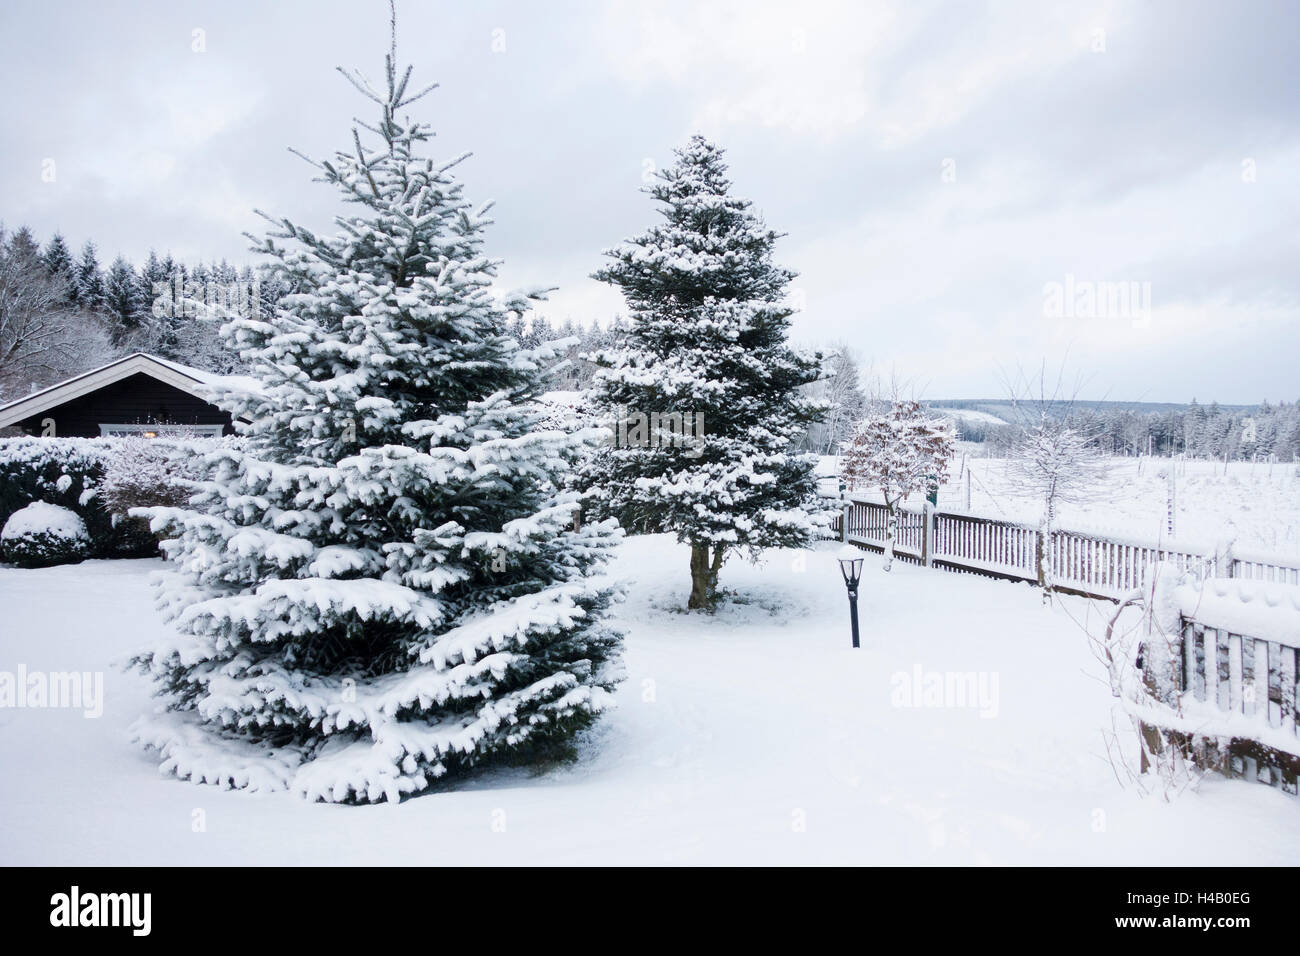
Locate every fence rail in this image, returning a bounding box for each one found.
[835,495,1300,602]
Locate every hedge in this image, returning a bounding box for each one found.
[0,437,156,559]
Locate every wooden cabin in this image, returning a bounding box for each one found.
[0,353,237,439]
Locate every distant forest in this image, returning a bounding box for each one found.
[932,399,1300,461]
[0,224,630,399]
[0,224,287,397]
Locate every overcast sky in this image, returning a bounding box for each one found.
[2,0,1296,403]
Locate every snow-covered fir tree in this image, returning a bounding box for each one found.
[130,22,624,803]
[582,135,829,609]
[5,226,40,262]
[73,241,105,313]
[41,233,73,283]
[841,400,954,571]
[104,255,144,343]
[256,268,289,320]
[139,250,170,303]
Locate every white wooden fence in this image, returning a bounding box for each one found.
[835,495,1300,601]
[1166,577,1300,793]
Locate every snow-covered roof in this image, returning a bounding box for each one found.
[0,352,244,429]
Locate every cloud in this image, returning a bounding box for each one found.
[595,0,1125,145]
[1,0,1296,402]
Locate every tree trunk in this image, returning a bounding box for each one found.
[882,503,897,572]
[1039,497,1056,606]
[688,542,725,609]
[1138,720,1164,774]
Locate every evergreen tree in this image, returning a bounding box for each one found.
[104,255,145,342]
[133,250,176,357]
[582,135,828,609]
[41,233,73,282]
[256,267,287,319]
[140,250,170,300]
[527,313,553,348]
[131,24,624,803]
[237,264,256,312]
[6,226,40,263]
[73,241,105,313]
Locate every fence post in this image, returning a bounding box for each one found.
[841,502,850,544]
[1035,524,1048,590]
[1165,465,1176,539]
[922,500,934,567]
[1214,536,1235,579]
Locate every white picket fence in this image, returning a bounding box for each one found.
[1164,577,1300,793]
[835,495,1300,601]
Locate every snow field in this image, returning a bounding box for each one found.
[1,534,1297,865]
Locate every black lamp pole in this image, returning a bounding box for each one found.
[846,582,860,649]
[838,553,864,649]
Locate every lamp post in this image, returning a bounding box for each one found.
[837,547,864,648]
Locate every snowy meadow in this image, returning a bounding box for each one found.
[866,454,1300,556]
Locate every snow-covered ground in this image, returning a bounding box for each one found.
[2,534,1297,865]
[851,454,1300,557]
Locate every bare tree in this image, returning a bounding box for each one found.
[1083,562,1200,799]
[800,343,866,455]
[1002,361,1110,600]
[0,228,113,399]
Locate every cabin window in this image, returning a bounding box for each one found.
[98,424,223,438]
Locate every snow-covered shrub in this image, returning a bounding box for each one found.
[100,439,196,541]
[841,400,955,571]
[0,437,120,556]
[99,437,197,552]
[0,436,211,559]
[100,438,194,514]
[1,501,91,568]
